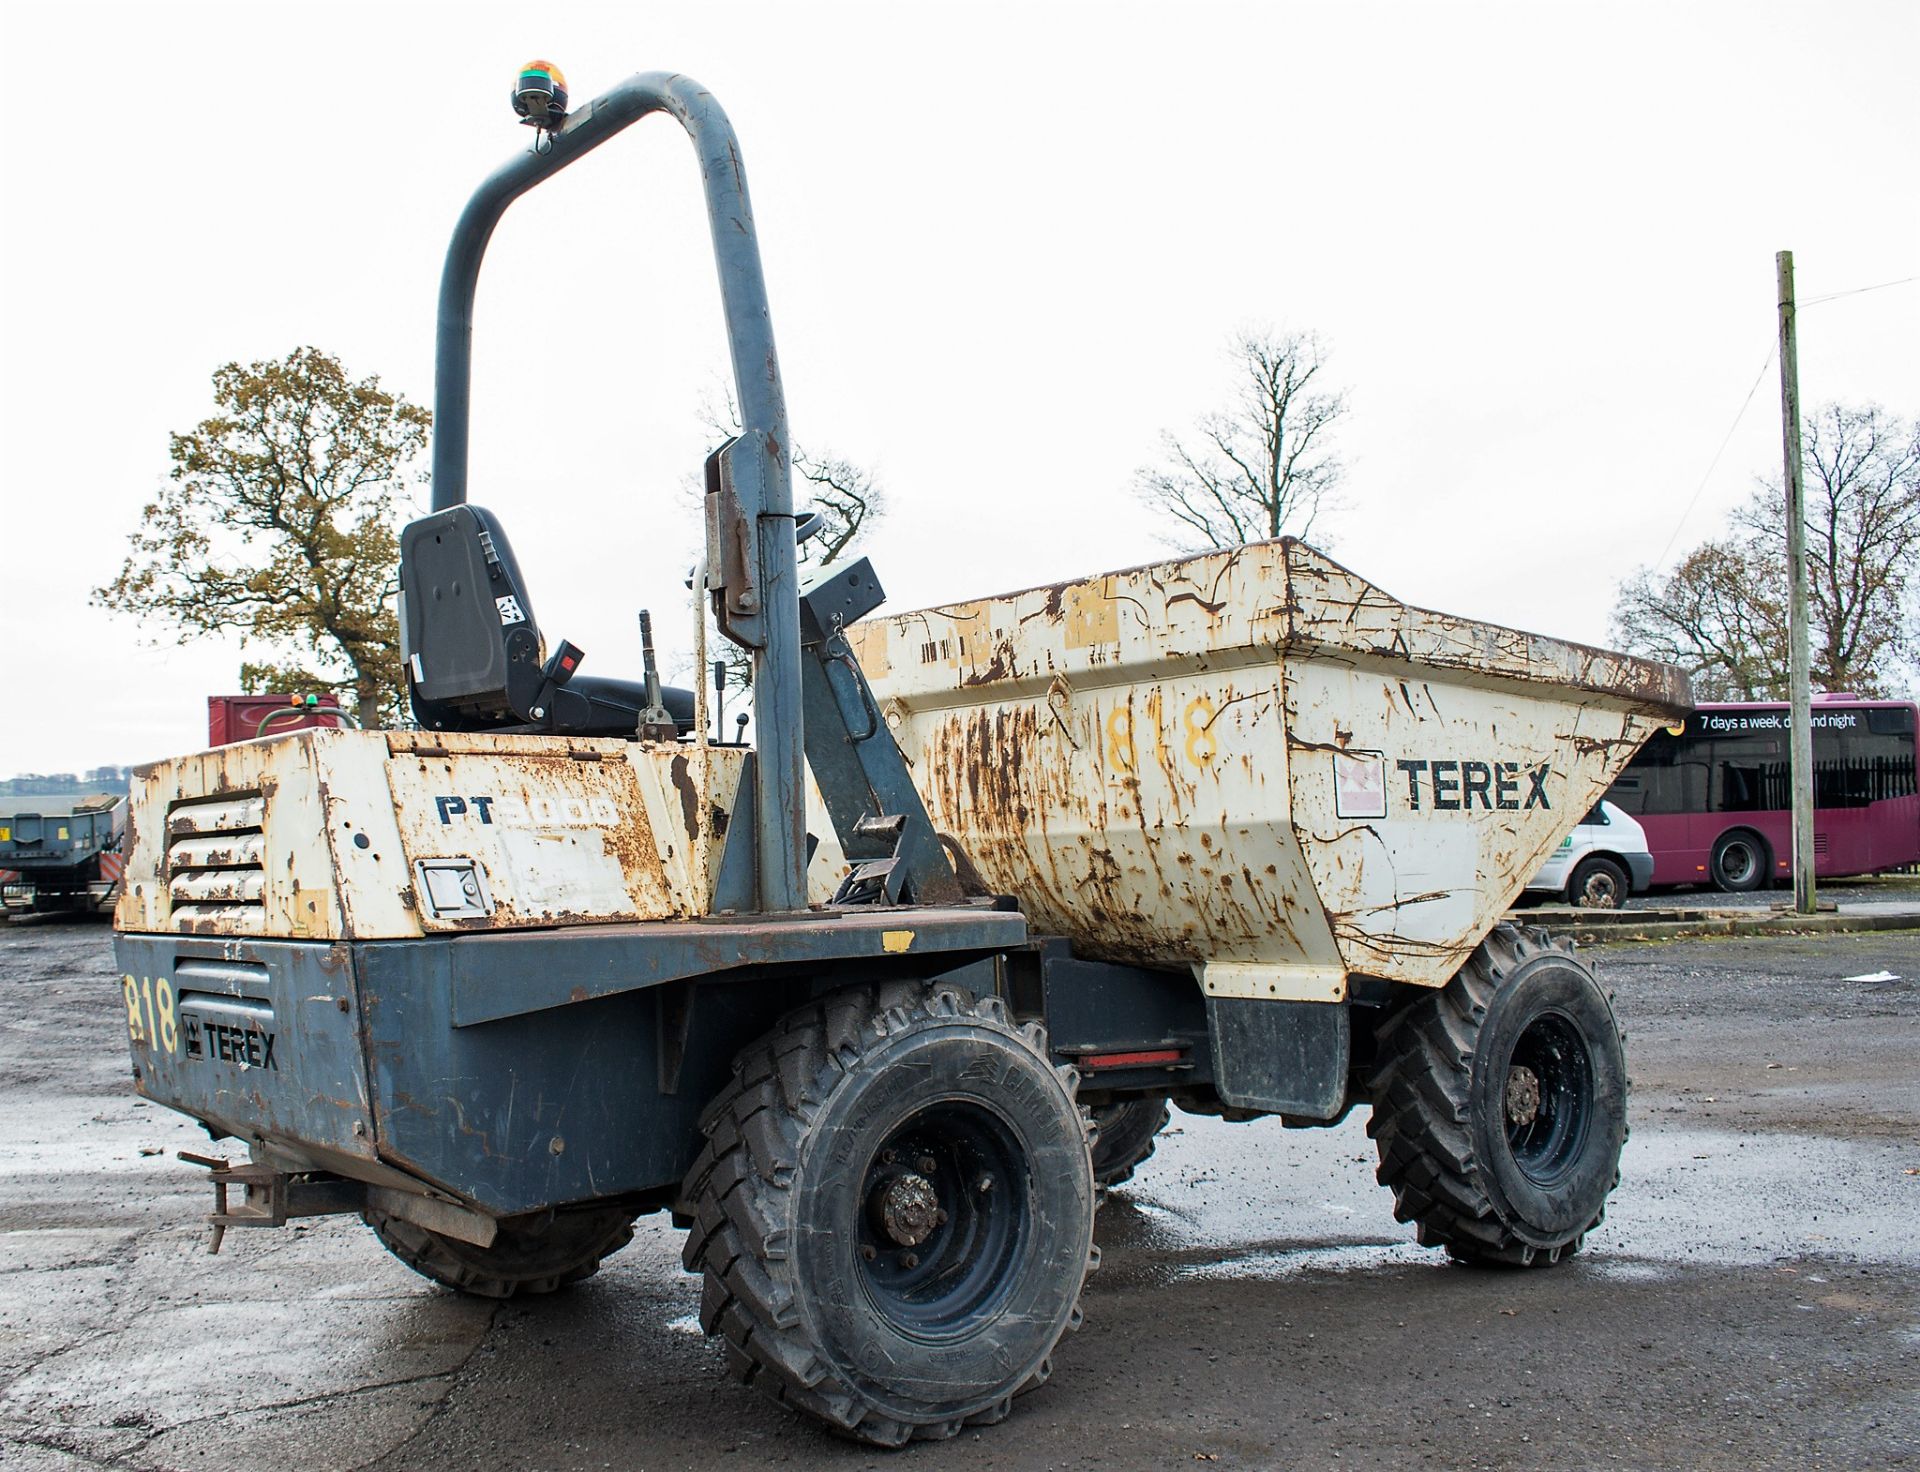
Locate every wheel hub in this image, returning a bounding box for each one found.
[1505,1065,1542,1127]
[876,1171,940,1246]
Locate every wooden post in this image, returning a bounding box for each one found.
[1776,250,1816,914]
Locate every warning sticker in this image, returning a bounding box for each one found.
[1332,753,1387,820]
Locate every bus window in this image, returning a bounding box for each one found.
[1611,700,1920,887]
[1717,758,1764,812]
[1607,750,1707,816]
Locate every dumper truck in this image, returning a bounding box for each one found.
[2,793,127,919]
[110,67,1691,1447]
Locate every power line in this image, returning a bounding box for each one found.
[1802,273,1918,307]
[1654,341,1776,570]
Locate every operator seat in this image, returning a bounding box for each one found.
[397,505,694,738]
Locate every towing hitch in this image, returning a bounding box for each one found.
[178,1152,502,1254]
[178,1152,365,1253]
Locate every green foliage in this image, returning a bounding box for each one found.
[95,347,430,726]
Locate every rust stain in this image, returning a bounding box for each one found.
[845,536,1689,992]
[668,753,700,839]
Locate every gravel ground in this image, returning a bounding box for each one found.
[1,917,1915,1471]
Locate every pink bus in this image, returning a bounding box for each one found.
[1602,696,1920,891]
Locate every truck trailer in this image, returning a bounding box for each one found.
[2,794,127,919]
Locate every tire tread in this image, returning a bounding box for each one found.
[677,983,1094,1445]
[1366,923,1623,1267]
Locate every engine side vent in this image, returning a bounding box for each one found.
[167,794,267,934]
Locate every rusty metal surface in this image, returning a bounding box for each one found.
[113,932,378,1168]
[118,731,747,942]
[838,538,1691,994]
[118,737,345,940]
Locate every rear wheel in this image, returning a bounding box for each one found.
[678,981,1097,1446]
[1565,855,1629,909]
[1710,829,1768,892]
[1089,1096,1172,1188]
[364,1205,637,1298]
[1366,924,1627,1267]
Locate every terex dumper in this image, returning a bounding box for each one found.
[111,68,1691,1447]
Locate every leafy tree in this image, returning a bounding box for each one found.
[95,347,430,725]
[1612,402,1920,699]
[1134,327,1347,548]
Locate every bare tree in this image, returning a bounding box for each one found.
[1739,402,1920,693]
[687,397,889,716]
[1134,327,1348,549]
[695,395,886,573]
[793,450,885,570]
[1610,538,1788,700]
[1612,401,1919,699]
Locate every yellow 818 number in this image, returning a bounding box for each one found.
[122,974,178,1054]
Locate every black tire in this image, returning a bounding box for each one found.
[1366,924,1627,1267]
[1565,855,1630,909]
[677,981,1097,1447]
[364,1205,636,1299]
[1710,829,1768,892]
[1089,1096,1172,1188]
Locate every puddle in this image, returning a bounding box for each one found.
[1093,1111,1920,1290]
[1172,1240,1430,1282]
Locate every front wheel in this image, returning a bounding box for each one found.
[1710,829,1768,892]
[1566,855,1629,909]
[1366,924,1627,1266]
[678,981,1098,1446]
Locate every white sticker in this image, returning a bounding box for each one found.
[495,595,526,626]
[1332,753,1387,820]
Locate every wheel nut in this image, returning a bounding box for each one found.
[860,1244,877,1262]
[900,1252,919,1269]
[935,1208,949,1225]
[916,1155,936,1174]
[880,1149,897,1165]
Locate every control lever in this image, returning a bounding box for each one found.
[636,609,679,742]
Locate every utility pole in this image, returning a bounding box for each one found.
[1776,250,1816,915]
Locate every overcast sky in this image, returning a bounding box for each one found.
[1,0,1914,777]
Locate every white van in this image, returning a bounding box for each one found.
[1524,800,1654,908]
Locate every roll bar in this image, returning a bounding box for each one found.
[429,72,806,912]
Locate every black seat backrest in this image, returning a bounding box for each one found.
[398,505,698,739]
[399,505,544,731]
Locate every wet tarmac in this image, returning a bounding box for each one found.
[1,918,1915,1470]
